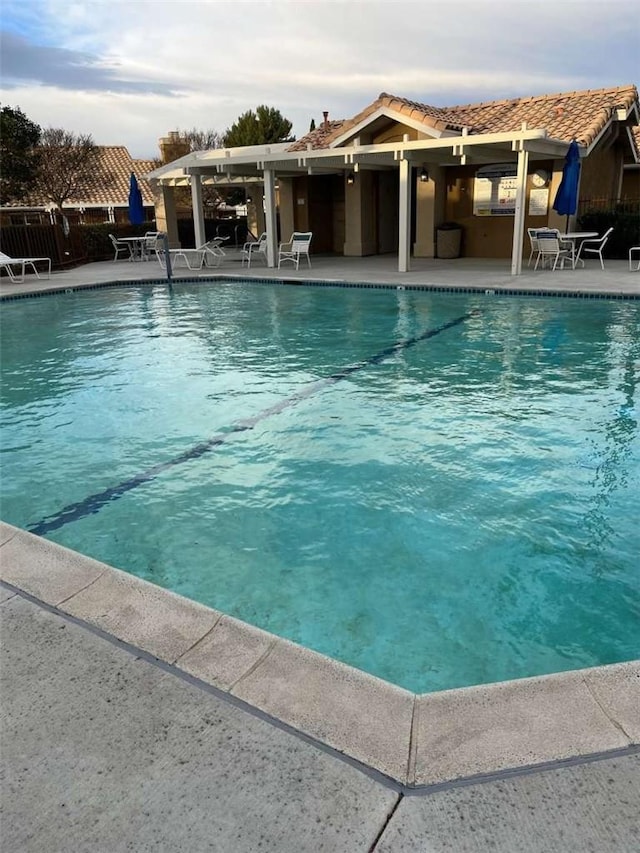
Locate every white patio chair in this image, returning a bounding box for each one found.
[629,246,640,272]
[278,232,312,270]
[575,227,614,269]
[526,228,541,268]
[241,232,267,268]
[141,231,162,261]
[0,250,52,282]
[534,231,571,271]
[109,233,133,261]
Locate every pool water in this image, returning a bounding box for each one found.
[1,282,638,693]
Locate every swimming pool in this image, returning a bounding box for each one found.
[1,281,638,693]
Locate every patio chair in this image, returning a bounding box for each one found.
[629,246,640,272]
[526,228,540,268]
[0,250,52,282]
[109,233,134,261]
[534,231,571,271]
[278,232,312,270]
[241,232,267,268]
[575,227,614,270]
[141,231,163,261]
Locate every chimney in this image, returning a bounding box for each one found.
[322,111,329,130]
[158,131,191,165]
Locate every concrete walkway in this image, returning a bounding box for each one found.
[2,588,638,852]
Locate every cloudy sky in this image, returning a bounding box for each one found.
[1,0,638,159]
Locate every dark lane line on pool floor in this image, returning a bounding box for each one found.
[29,311,477,536]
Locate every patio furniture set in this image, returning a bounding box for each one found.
[528,227,617,271]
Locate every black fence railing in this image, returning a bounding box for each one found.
[0,216,249,271]
[577,197,640,259]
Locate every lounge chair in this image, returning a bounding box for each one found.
[201,237,228,268]
[0,251,52,282]
[155,238,228,272]
[277,232,312,269]
[241,233,267,268]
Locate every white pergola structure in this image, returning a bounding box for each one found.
[147,127,572,276]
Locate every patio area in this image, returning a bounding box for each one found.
[1,257,639,851]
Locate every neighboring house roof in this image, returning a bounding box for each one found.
[4,146,157,210]
[289,84,639,152]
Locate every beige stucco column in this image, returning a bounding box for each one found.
[152,181,179,248]
[344,171,376,256]
[278,178,295,242]
[414,166,444,257]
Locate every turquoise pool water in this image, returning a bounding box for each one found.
[1,282,638,693]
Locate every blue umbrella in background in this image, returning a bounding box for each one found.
[128,172,145,225]
[552,139,581,230]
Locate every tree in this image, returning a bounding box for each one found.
[34,128,103,213]
[309,118,316,132]
[223,105,294,148]
[181,128,223,152]
[0,105,41,204]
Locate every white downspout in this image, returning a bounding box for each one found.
[510,147,529,275]
[398,158,411,273]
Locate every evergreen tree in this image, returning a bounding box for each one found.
[0,105,41,203]
[223,105,294,147]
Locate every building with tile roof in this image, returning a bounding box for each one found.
[150,83,639,274]
[1,146,157,226]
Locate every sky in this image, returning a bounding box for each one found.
[1,0,638,160]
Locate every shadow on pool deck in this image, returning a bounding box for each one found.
[1,260,639,850]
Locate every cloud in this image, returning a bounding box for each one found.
[0,0,637,160]
[0,30,180,95]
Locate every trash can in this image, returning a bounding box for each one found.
[436,223,462,259]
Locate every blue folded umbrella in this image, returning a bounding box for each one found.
[552,140,581,222]
[128,172,145,226]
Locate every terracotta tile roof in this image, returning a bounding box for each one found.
[6,146,157,209]
[65,147,157,206]
[288,84,639,151]
[441,85,639,146]
[287,120,347,151]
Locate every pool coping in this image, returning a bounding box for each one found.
[1,271,640,302]
[1,520,638,788]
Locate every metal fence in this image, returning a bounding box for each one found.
[578,197,640,216]
[0,224,88,268]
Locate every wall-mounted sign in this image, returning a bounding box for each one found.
[473,163,518,216]
[528,188,549,216]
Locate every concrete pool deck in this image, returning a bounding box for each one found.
[1,256,639,849]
